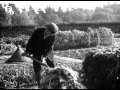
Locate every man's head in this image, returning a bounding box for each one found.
[44,23,59,39]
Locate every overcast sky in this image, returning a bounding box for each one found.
[1,1,120,12]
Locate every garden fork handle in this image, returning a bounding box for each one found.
[22,54,48,67]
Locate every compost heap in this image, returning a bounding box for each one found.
[82,47,120,89]
[40,65,86,89]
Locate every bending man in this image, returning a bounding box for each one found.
[23,23,59,88]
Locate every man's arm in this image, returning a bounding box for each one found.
[43,36,55,57]
[25,29,40,55]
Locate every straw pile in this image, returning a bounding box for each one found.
[5,45,32,63]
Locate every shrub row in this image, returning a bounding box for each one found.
[58,22,120,33]
[1,22,120,37]
[54,27,114,50]
[81,47,120,89]
[1,26,35,37]
[1,27,114,51]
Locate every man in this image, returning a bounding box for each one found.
[22,23,59,88]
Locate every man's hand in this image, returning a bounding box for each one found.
[41,56,49,67]
[42,57,46,63]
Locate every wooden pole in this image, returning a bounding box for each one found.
[23,54,48,67]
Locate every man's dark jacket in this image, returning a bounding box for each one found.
[25,27,55,60]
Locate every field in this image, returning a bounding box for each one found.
[0,54,83,89]
[0,44,120,89]
[0,25,120,89]
[0,44,85,89]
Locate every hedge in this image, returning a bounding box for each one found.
[1,27,114,51]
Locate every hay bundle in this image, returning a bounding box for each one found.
[40,66,86,89]
[82,49,120,89]
[5,45,33,63]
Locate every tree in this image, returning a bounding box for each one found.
[28,6,36,25]
[57,7,64,20]
[28,6,36,18]
[9,3,22,26]
[91,11,114,22]
[84,9,94,22]
[108,3,120,15]
[116,15,120,22]
[45,7,63,24]
[37,8,48,25]
[20,8,35,26]
[0,4,11,26]
[70,8,87,23]
[62,9,73,24]
[34,8,44,26]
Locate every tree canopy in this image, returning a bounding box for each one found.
[0,3,120,26]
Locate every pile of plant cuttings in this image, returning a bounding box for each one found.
[40,65,86,89]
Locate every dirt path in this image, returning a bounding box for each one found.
[54,55,83,63]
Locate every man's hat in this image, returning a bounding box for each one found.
[46,23,59,34]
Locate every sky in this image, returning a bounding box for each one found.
[1,1,120,13]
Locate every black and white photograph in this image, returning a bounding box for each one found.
[0,1,120,89]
